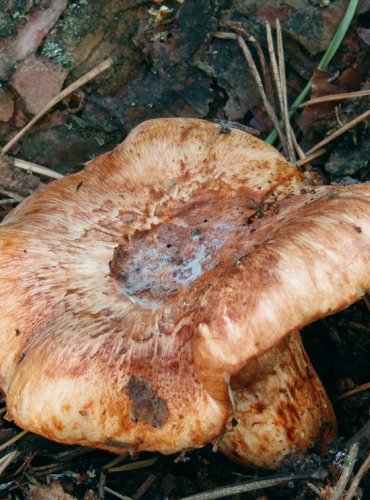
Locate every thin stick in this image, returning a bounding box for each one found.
[305,109,370,156]
[331,442,359,500]
[104,486,133,500]
[1,58,113,155]
[0,450,20,475]
[0,188,24,202]
[236,35,290,158]
[108,457,158,473]
[300,89,370,107]
[338,382,370,400]
[0,199,19,205]
[13,158,63,179]
[345,449,370,500]
[178,473,314,500]
[0,430,28,452]
[276,19,295,162]
[294,148,327,167]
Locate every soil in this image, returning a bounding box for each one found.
[0,1,369,499]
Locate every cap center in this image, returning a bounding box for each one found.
[109,195,267,309]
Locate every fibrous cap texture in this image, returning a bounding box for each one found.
[0,118,369,455]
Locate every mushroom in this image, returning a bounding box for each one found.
[0,118,369,469]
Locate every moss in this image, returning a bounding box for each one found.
[0,18,18,38]
[41,41,74,68]
[61,0,101,39]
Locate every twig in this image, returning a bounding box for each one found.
[294,148,327,167]
[13,158,63,180]
[0,450,20,475]
[108,457,158,473]
[1,58,113,155]
[276,19,295,162]
[177,472,314,500]
[0,430,28,452]
[0,188,24,203]
[338,382,370,400]
[236,35,290,158]
[331,442,359,500]
[0,199,18,205]
[345,449,370,500]
[305,109,370,156]
[104,486,133,500]
[300,89,370,107]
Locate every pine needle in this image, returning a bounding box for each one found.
[300,89,370,107]
[1,58,113,155]
[266,0,360,144]
[178,472,315,500]
[13,158,63,179]
[304,109,370,156]
[0,430,28,452]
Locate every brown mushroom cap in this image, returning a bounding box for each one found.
[0,118,369,462]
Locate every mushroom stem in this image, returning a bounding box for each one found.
[220,331,336,469]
